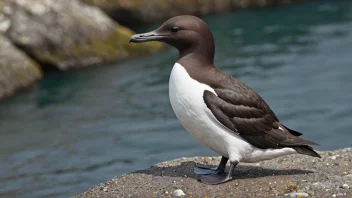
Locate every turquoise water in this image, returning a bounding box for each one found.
[1,1,352,197]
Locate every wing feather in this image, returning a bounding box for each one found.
[203,89,316,149]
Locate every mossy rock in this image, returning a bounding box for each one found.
[35,25,162,70]
[3,0,162,70]
[0,34,42,100]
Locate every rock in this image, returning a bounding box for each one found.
[1,0,162,71]
[342,184,349,189]
[289,192,309,197]
[74,148,352,198]
[311,182,332,191]
[0,33,42,99]
[82,0,304,25]
[173,189,185,197]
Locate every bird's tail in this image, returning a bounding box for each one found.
[288,136,321,158]
[292,145,321,158]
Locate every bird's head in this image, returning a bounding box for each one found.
[130,15,215,63]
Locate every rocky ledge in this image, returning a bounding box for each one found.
[75,148,352,198]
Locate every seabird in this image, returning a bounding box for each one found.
[130,15,320,185]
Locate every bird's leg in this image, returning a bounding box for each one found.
[198,160,239,185]
[194,156,228,175]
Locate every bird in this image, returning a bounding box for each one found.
[129,15,320,185]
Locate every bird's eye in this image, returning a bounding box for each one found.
[170,27,179,33]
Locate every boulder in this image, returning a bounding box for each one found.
[81,0,303,25]
[1,0,162,70]
[0,34,42,99]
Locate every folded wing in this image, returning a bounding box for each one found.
[203,87,318,149]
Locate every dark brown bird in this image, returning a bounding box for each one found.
[130,15,320,185]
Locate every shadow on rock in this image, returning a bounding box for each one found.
[135,161,313,180]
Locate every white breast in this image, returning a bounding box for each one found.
[169,63,253,162]
[168,63,297,163]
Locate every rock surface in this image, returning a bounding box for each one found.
[75,148,352,198]
[0,33,42,99]
[82,0,305,25]
[1,0,162,71]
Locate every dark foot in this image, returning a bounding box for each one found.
[198,160,239,185]
[193,156,228,175]
[194,164,221,175]
[198,174,232,185]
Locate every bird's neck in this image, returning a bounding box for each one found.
[177,42,215,68]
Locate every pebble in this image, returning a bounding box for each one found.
[342,184,349,189]
[289,192,308,197]
[103,187,108,192]
[165,191,168,194]
[173,189,185,197]
[332,194,336,198]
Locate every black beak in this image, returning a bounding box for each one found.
[129,30,167,43]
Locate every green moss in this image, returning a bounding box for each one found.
[38,52,67,66]
[28,58,43,78]
[70,25,163,62]
[287,183,299,192]
[35,25,163,69]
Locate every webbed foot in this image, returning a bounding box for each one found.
[197,160,239,185]
[198,173,233,185]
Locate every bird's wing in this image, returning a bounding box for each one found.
[203,80,317,149]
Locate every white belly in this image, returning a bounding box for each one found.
[168,63,296,162]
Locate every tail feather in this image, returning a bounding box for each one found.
[294,136,320,146]
[282,124,303,136]
[293,145,321,158]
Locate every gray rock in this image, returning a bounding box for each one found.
[290,192,309,197]
[74,148,352,198]
[0,33,41,99]
[0,0,162,99]
[1,0,162,70]
[342,184,349,189]
[173,189,185,197]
